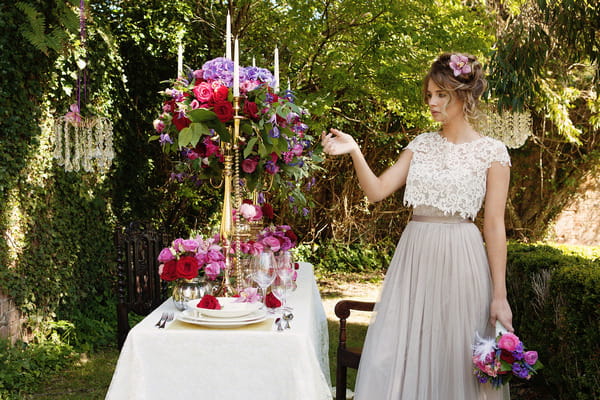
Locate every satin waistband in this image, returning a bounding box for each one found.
[411,215,472,224]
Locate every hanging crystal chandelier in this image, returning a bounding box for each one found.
[52,0,114,174]
[53,112,114,173]
[479,109,532,149]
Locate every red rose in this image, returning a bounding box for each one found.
[293,262,300,270]
[261,203,274,220]
[243,101,259,120]
[160,260,178,281]
[213,100,234,122]
[265,292,281,308]
[500,350,515,364]
[284,229,297,243]
[213,85,230,102]
[197,294,221,310]
[175,256,199,280]
[173,113,191,131]
[241,157,258,173]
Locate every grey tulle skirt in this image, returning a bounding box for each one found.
[353,214,509,400]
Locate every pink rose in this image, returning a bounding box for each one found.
[182,239,199,252]
[262,236,281,252]
[239,203,258,220]
[192,82,213,103]
[172,238,185,253]
[524,351,538,365]
[204,262,223,280]
[158,248,175,263]
[190,99,201,110]
[497,332,520,352]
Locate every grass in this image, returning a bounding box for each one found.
[20,348,119,400]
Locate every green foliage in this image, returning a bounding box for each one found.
[297,239,395,273]
[0,338,76,398]
[506,242,600,399]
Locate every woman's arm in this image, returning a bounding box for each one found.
[321,128,412,202]
[483,161,514,331]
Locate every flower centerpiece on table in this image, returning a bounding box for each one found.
[472,331,543,388]
[158,235,227,282]
[150,57,323,209]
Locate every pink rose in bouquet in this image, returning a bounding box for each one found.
[472,331,543,388]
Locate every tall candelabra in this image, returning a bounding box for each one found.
[218,96,245,295]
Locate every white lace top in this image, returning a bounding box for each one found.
[403,131,511,220]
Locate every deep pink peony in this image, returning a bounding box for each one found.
[497,332,520,352]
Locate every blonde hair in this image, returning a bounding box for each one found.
[422,53,487,123]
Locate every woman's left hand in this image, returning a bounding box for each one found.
[490,297,514,332]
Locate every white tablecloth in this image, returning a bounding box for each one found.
[105,262,331,400]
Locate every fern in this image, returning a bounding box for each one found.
[15,1,79,56]
[16,1,49,55]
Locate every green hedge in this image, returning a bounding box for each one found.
[506,243,599,400]
[301,240,599,399]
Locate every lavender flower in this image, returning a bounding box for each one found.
[159,133,173,145]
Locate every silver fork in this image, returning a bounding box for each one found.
[159,312,174,329]
[155,312,168,327]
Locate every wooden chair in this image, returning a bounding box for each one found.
[115,222,170,349]
[334,299,376,400]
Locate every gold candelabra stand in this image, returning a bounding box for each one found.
[218,96,245,295]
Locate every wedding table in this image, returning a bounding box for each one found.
[105,262,331,400]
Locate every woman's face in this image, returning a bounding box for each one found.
[426,80,464,124]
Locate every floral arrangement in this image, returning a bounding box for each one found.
[150,57,323,209]
[472,331,543,388]
[256,224,297,254]
[157,235,226,281]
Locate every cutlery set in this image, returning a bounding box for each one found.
[155,312,174,328]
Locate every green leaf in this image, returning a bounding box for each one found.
[178,127,192,147]
[244,137,258,158]
[190,123,209,146]
[188,109,218,122]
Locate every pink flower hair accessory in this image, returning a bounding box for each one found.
[449,54,472,77]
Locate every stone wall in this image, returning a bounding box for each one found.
[550,171,600,246]
[0,292,23,343]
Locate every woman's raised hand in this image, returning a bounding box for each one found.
[321,128,360,156]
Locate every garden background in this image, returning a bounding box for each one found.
[0,0,598,399]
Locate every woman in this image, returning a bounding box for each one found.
[322,53,513,399]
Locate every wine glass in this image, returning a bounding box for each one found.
[251,252,276,308]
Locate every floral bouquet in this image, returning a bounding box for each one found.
[157,235,226,281]
[256,224,297,254]
[472,330,543,388]
[150,57,323,209]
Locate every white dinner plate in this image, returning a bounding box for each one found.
[187,297,262,318]
[177,309,268,328]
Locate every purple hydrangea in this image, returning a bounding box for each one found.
[202,57,234,86]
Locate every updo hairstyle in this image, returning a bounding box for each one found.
[423,52,487,123]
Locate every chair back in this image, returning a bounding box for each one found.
[115,222,170,348]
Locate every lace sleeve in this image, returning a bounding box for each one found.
[484,138,511,168]
[405,132,434,153]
